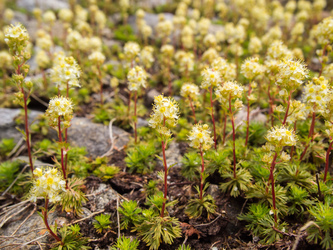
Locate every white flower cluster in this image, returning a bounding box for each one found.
[149,95,179,138]
[124,41,140,61]
[215,81,244,104]
[29,167,66,203]
[45,96,73,129]
[4,23,30,53]
[180,83,200,101]
[304,76,330,114]
[314,17,333,45]
[276,59,308,91]
[212,57,236,82]
[127,66,147,91]
[265,126,297,147]
[241,57,265,80]
[88,51,105,65]
[266,41,292,61]
[188,124,214,151]
[201,67,221,89]
[50,55,81,90]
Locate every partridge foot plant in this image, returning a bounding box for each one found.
[5,23,34,174]
[185,124,217,219]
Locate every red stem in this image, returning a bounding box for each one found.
[324,139,333,182]
[199,147,205,200]
[229,96,237,178]
[58,117,68,189]
[210,86,217,150]
[245,83,252,147]
[134,91,138,144]
[168,58,172,96]
[17,64,34,174]
[319,44,328,77]
[161,139,168,218]
[43,198,63,244]
[290,121,297,160]
[222,112,227,145]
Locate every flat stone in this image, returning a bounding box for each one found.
[67,117,130,158]
[128,13,174,33]
[0,202,60,250]
[137,118,148,128]
[157,141,182,168]
[146,89,161,105]
[0,108,44,143]
[234,107,267,127]
[87,183,117,211]
[16,0,69,11]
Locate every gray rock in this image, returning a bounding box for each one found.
[157,141,182,168]
[67,117,130,158]
[128,13,174,33]
[146,89,161,104]
[207,184,220,199]
[137,118,148,128]
[0,203,60,250]
[14,156,46,167]
[0,108,44,143]
[234,107,267,127]
[16,0,69,11]
[136,0,172,8]
[87,183,117,211]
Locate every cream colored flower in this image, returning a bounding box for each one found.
[265,126,297,147]
[188,124,214,151]
[29,167,66,203]
[201,67,221,89]
[180,83,200,101]
[127,66,147,91]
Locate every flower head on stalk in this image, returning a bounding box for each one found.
[304,76,330,114]
[4,23,30,54]
[215,81,244,110]
[29,167,66,203]
[188,124,214,151]
[201,67,221,89]
[127,66,147,91]
[50,56,81,90]
[313,17,333,46]
[212,57,237,82]
[180,83,199,101]
[124,41,140,62]
[265,126,297,148]
[45,96,73,129]
[241,57,265,80]
[149,95,179,139]
[276,59,308,92]
[88,51,105,66]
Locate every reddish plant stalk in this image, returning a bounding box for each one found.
[43,198,63,244]
[300,111,316,161]
[324,139,333,182]
[199,147,205,200]
[160,139,168,218]
[229,96,237,178]
[160,118,168,218]
[134,91,138,144]
[188,96,197,123]
[17,65,34,174]
[64,82,69,172]
[245,83,252,147]
[269,152,278,224]
[222,112,227,145]
[127,92,132,117]
[210,86,217,150]
[58,117,68,189]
